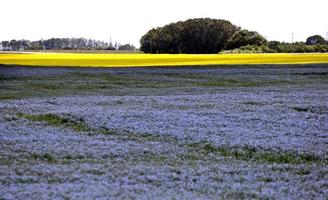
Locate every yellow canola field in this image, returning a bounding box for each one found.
[0,53,328,67]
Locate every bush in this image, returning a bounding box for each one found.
[225,30,267,50]
[221,43,328,54]
[220,45,275,54]
[306,35,326,45]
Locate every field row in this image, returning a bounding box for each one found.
[0,53,328,67]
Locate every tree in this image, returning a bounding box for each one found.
[140,18,239,54]
[306,35,326,45]
[225,29,267,50]
[268,41,280,51]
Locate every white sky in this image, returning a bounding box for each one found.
[1,0,327,47]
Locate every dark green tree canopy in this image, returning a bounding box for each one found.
[306,35,326,45]
[225,29,267,50]
[140,18,239,54]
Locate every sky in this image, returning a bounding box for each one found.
[1,0,327,47]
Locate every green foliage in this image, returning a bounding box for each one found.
[31,153,56,163]
[222,42,328,54]
[221,45,275,54]
[140,19,327,54]
[188,142,326,164]
[306,35,326,45]
[274,42,328,53]
[225,29,267,50]
[1,38,135,51]
[17,113,91,132]
[140,18,239,54]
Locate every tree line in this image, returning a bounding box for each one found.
[140,18,328,54]
[0,38,136,51]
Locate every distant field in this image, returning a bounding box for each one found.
[0,53,328,67]
[21,49,140,54]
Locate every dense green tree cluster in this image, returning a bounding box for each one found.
[222,42,328,54]
[0,38,136,51]
[140,18,239,54]
[140,18,328,54]
[306,35,326,45]
[272,42,328,53]
[225,30,267,50]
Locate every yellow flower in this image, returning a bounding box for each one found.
[0,53,327,67]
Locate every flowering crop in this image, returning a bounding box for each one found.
[0,53,327,67]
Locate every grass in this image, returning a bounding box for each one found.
[293,106,310,112]
[196,79,261,87]
[32,153,56,163]
[244,101,264,106]
[221,190,261,199]
[186,142,326,164]
[0,53,328,67]
[17,113,90,132]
